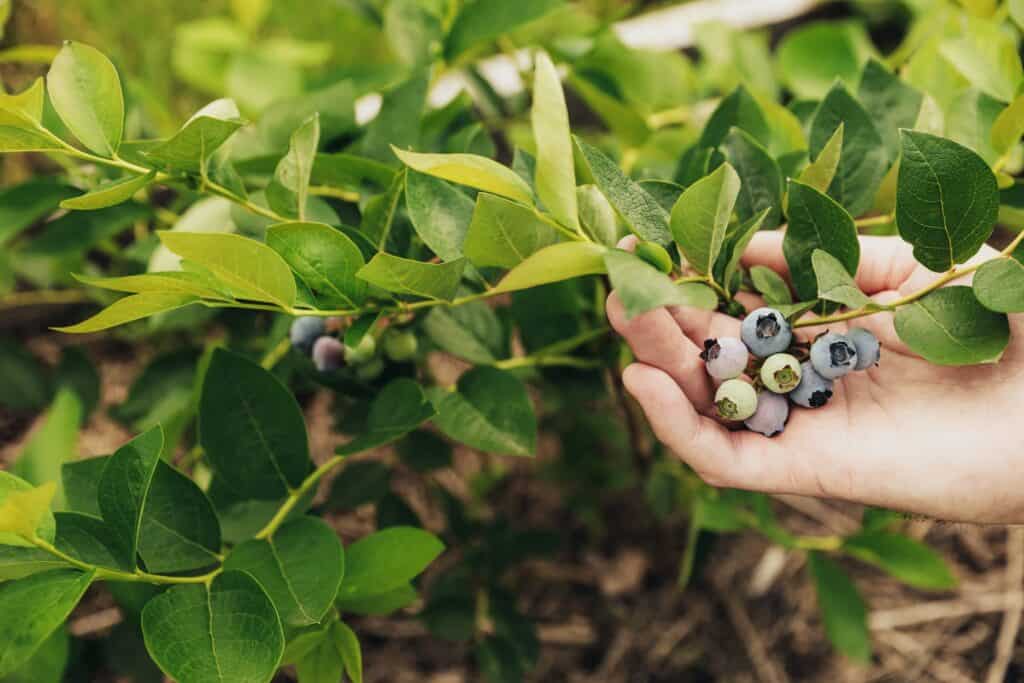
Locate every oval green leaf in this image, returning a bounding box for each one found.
[392,147,533,206]
[894,286,1009,365]
[266,221,367,308]
[46,41,124,156]
[974,256,1024,312]
[60,171,155,211]
[531,51,579,232]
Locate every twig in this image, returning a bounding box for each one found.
[985,527,1024,683]
[0,289,92,310]
[869,591,1024,630]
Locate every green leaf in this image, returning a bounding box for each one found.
[574,137,671,245]
[698,84,771,149]
[429,367,537,457]
[464,193,559,269]
[604,249,717,318]
[947,90,1003,165]
[158,231,297,307]
[200,348,311,499]
[61,458,105,518]
[53,292,199,334]
[224,517,344,626]
[566,73,651,148]
[811,249,871,309]
[0,570,94,676]
[291,620,363,683]
[144,99,244,171]
[337,583,418,616]
[326,462,390,512]
[0,76,45,121]
[809,82,887,218]
[75,271,229,300]
[267,114,320,221]
[940,18,1022,103]
[0,339,49,412]
[783,180,859,301]
[718,208,769,294]
[11,389,81,510]
[843,532,956,590]
[798,123,843,195]
[750,266,792,305]
[856,59,923,165]
[384,0,441,66]
[777,20,872,99]
[339,527,444,600]
[137,461,222,573]
[392,147,533,206]
[896,131,998,272]
[356,254,465,301]
[360,169,405,250]
[59,171,155,211]
[670,162,741,276]
[142,571,284,683]
[808,552,871,662]
[49,512,123,570]
[266,221,367,308]
[0,179,77,246]
[0,624,68,683]
[333,621,363,683]
[446,0,563,59]
[492,242,608,294]
[96,426,163,570]
[974,257,1024,312]
[362,72,427,164]
[46,41,123,156]
[405,171,474,261]
[721,129,782,227]
[54,347,99,421]
[576,184,619,246]
[894,286,1009,365]
[336,379,436,455]
[992,93,1024,157]
[0,473,56,547]
[0,83,65,153]
[423,301,504,364]
[532,51,579,233]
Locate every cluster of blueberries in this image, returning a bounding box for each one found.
[701,308,881,437]
[289,316,418,379]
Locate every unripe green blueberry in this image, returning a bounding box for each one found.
[356,357,385,381]
[715,379,758,421]
[344,334,377,365]
[383,328,418,361]
[759,353,802,393]
[635,241,673,274]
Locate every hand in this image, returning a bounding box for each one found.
[608,232,1024,524]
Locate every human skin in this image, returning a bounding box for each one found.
[608,232,1024,524]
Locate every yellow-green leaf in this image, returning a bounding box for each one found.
[392,147,533,206]
[53,293,199,334]
[46,41,124,156]
[493,242,608,294]
[531,51,579,232]
[0,482,56,543]
[60,171,155,211]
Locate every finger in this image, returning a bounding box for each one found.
[623,363,806,493]
[742,231,919,295]
[666,305,743,347]
[607,293,715,412]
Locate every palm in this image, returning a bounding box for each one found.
[609,233,1024,523]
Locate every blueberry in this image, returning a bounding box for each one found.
[383,328,419,362]
[760,353,802,393]
[789,361,834,408]
[740,307,793,357]
[810,333,858,379]
[745,391,790,437]
[700,337,748,380]
[715,379,758,421]
[312,336,345,372]
[345,333,377,365]
[847,327,880,370]
[289,316,326,353]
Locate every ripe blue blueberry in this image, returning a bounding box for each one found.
[312,336,345,372]
[289,316,326,353]
[847,327,881,370]
[740,307,793,357]
[810,333,858,379]
[789,361,834,408]
[760,353,802,393]
[700,337,748,380]
[715,379,758,421]
[744,391,790,437]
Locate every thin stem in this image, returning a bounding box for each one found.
[261,337,292,370]
[32,537,219,585]
[494,354,602,370]
[795,230,1024,329]
[0,289,92,310]
[853,213,895,228]
[255,455,346,540]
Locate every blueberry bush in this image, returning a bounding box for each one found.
[0,0,1021,680]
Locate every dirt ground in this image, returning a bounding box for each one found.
[2,323,1022,683]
